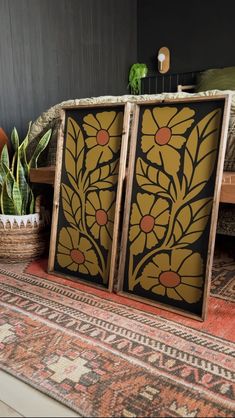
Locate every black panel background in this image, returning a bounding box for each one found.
[123,99,225,316]
[54,105,124,287]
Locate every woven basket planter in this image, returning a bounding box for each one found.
[0,214,49,263]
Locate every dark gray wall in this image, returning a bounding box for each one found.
[0,0,137,137]
[138,0,235,74]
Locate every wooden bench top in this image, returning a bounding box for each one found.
[30,166,235,204]
[220,171,235,204]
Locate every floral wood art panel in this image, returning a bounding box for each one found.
[118,97,230,319]
[49,104,129,290]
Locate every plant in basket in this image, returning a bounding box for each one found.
[0,123,52,262]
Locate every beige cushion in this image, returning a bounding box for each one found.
[196,67,235,92]
[28,90,235,171]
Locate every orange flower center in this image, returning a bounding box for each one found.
[96,209,108,226]
[159,271,181,288]
[155,127,172,145]
[96,129,110,146]
[70,249,85,264]
[140,215,155,233]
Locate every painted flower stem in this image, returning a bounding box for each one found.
[80,190,106,281]
[129,193,183,289]
[129,244,168,290]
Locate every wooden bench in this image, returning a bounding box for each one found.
[220,172,235,204]
[30,167,235,204]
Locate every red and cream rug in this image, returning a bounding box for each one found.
[0,256,234,417]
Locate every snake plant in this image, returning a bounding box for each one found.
[128,63,148,94]
[0,124,51,215]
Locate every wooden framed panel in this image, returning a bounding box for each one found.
[117,95,231,320]
[48,102,132,291]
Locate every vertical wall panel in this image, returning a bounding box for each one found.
[0,0,137,137]
[137,0,235,75]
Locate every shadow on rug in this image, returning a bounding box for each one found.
[0,257,234,417]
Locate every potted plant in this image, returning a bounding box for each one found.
[0,124,52,262]
[128,63,148,94]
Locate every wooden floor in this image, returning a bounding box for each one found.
[0,370,79,417]
[0,400,22,418]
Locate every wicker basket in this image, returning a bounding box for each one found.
[0,214,49,263]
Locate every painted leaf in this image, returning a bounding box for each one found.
[172,197,212,245]
[61,183,81,227]
[136,157,170,194]
[190,150,217,189]
[65,118,84,186]
[184,109,221,192]
[88,160,119,191]
[185,182,206,202]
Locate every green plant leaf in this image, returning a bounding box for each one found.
[128,63,148,94]
[0,164,4,186]
[11,127,19,151]
[0,144,9,169]
[0,122,39,215]
[18,160,29,214]
[12,181,22,215]
[19,121,31,152]
[0,179,15,214]
[18,122,32,178]
[28,128,52,169]
[3,168,14,199]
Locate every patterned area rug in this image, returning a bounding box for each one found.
[212,236,235,302]
[0,258,234,417]
[212,253,235,302]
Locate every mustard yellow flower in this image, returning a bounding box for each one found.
[86,190,115,249]
[140,249,203,303]
[57,227,98,275]
[83,111,123,170]
[141,107,195,174]
[129,193,170,255]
